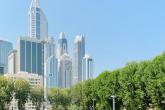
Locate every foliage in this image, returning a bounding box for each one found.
[47,52,165,110]
[29,86,44,110]
[0,76,14,110]
[1,52,165,110]
[14,79,30,110]
[48,88,71,110]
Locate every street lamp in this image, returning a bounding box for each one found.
[111,95,116,110]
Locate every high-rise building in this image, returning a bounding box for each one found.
[72,35,85,85]
[44,37,56,61]
[5,0,60,109]
[29,0,48,40]
[58,53,72,88]
[57,33,72,88]
[0,40,13,74]
[82,54,93,81]
[17,37,44,75]
[8,49,18,74]
[45,55,58,88]
[57,32,68,58]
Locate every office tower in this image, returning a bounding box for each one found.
[17,36,44,75]
[8,50,18,74]
[57,33,72,88]
[0,40,13,74]
[72,35,85,85]
[29,0,48,40]
[57,32,68,58]
[58,54,72,88]
[82,54,93,81]
[45,56,58,88]
[44,37,56,61]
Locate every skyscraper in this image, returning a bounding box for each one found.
[0,40,13,74]
[44,37,58,89]
[72,35,85,85]
[58,54,72,88]
[45,56,58,88]
[29,0,48,40]
[15,1,54,109]
[82,54,93,81]
[17,37,44,75]
[57,32,68,58]
[57,33,72,88]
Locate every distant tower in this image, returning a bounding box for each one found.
[72,35,85,85]
[82,54,93,81]
[57,33,72,88]
[57,32,68,58]
[45,56,58,88]
[29,0,48,40]
[58,54,72,88]
[44,37,57,88]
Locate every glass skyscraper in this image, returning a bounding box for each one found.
[0,40,13,74]
[57,32,68,58]
[72,35,85,85]
[58,53,72,88]
[18,37,43,75]
[57,33,72,88]
[29,0,48,40]
[46,56,58,88]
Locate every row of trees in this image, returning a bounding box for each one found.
[0,77,43,110]
[1,52,165,110]
[48,52,165,110]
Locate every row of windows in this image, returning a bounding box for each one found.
[20,40,43,75]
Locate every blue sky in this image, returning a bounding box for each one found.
[0,0,165,77]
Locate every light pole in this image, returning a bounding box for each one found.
[44,62,48,110]
[42,41,48,110]
[111,95,116,110]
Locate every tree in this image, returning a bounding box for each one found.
[119,62,139,110]
[47,52,165,110]
[94,71,112,110]
[30,86,44,110]
[135,61,151,110]
[0,76,14,110]
[15,79,30,110]
[70,83,84,108]
[145,55,165,109]
[82,79,96,110]
[48,88,71,110]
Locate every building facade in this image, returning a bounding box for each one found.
[57,32,68,59]
[17,36,44,75]
[29,0,48,40]
[0,40,13,74]
[58,53,72,88]
[57,33,72,88]
[45,55,58,88]
[8,49,18,74]
[82,54,93,81]
[72,35,85,85]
